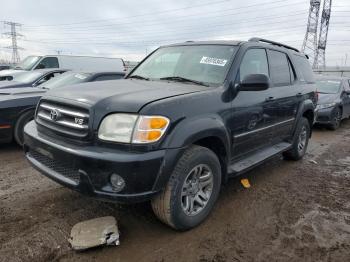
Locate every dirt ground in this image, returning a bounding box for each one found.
[1,121,350,262]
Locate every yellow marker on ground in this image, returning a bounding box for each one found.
[241,178,251,188]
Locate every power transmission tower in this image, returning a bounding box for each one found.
[301,0,321,65]
[314,0,332,69]
[2,21,23,64]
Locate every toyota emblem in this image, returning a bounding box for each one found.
[50,109,60,121]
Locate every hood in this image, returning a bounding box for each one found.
[0,87,46,96]
[45,79,208,113]
[317,93,339,105]
[0,87,45,107]
[0,81,31,89]
[0,69,26,76]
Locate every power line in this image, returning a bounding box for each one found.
[2,21,23,63]
[314,0,332,68]
[24,0,307,31]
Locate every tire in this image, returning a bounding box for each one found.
[283,117,310,161]
[151,145,221,231]
[328,107,342,131]
[14,110,34,146]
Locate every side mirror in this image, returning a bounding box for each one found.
[238,74,271,91]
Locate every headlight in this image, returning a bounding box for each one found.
[316,102,336,110]
[98,114,169,144]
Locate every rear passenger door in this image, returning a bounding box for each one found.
[265,49,299,144]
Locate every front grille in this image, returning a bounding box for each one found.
[36,100,89,138]
[29,150,80,184]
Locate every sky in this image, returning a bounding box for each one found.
[0,0,349,66]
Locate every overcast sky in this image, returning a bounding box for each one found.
[0,0,349,65]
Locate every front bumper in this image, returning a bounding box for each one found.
[23,121,183,203]
[315,106,335,124]
[0,125,13,144]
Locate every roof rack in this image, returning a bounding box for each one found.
[248,37,299,53]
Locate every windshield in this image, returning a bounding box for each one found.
[12,71,44,83]
[316,80,341,94]
[39,72,91,89]
[129,45,237,86]
[15,56,41,70]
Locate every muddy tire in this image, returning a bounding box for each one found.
[14,110,34,146]
[151,145,221,231]
[328,107,342,131]
[283,117,310,161]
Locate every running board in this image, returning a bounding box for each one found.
[228,142,292,174]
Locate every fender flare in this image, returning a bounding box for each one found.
[163,114,231,157]
[293,99,315,139]
[153,115,231,190]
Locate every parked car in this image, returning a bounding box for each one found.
[23,38,317,230]
[315,76,350,130]
[0,55,126,80]
[0,64,10,71]
[0,69,67,89]
[0,71,125,145]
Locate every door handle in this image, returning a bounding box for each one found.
[265,96,274,102]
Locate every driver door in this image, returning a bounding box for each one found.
[230,48,273,159]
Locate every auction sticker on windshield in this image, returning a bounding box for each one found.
[200,56,227,66]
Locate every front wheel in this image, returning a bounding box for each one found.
[151,145,221,230]
[14,110,34,146]
[283,117,310,161]
[328,107,342,131]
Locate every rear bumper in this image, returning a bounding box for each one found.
[24,121,183,203]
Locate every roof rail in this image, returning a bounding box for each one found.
[248,37,299,53]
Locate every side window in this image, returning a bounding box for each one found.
[35,72,62,86]
[293,55,315,83]
[35,57,59,69]
[94,74,124,81]
[239,49,269,81]
[267,50,291,87]
[289,60,296,84]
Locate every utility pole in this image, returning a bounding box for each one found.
[301,0,321,66]
[314,0,332,69]
[2,21,23,64]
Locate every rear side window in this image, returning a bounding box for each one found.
[35,57,59,69]
[267,50,291,87]
[94,74,124,81]
[293,55,315,83]
[239,48,269,81]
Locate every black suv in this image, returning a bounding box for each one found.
[24,38,317,230]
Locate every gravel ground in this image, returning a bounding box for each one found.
[0,120,350,262]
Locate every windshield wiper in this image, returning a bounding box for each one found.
[160,76,209,87]
[129,75,149,80]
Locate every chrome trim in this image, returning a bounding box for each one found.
[234,118,295,139]
[37,112,88,130]
[40,103,89,118]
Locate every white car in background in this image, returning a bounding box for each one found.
[0,55,126,80]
